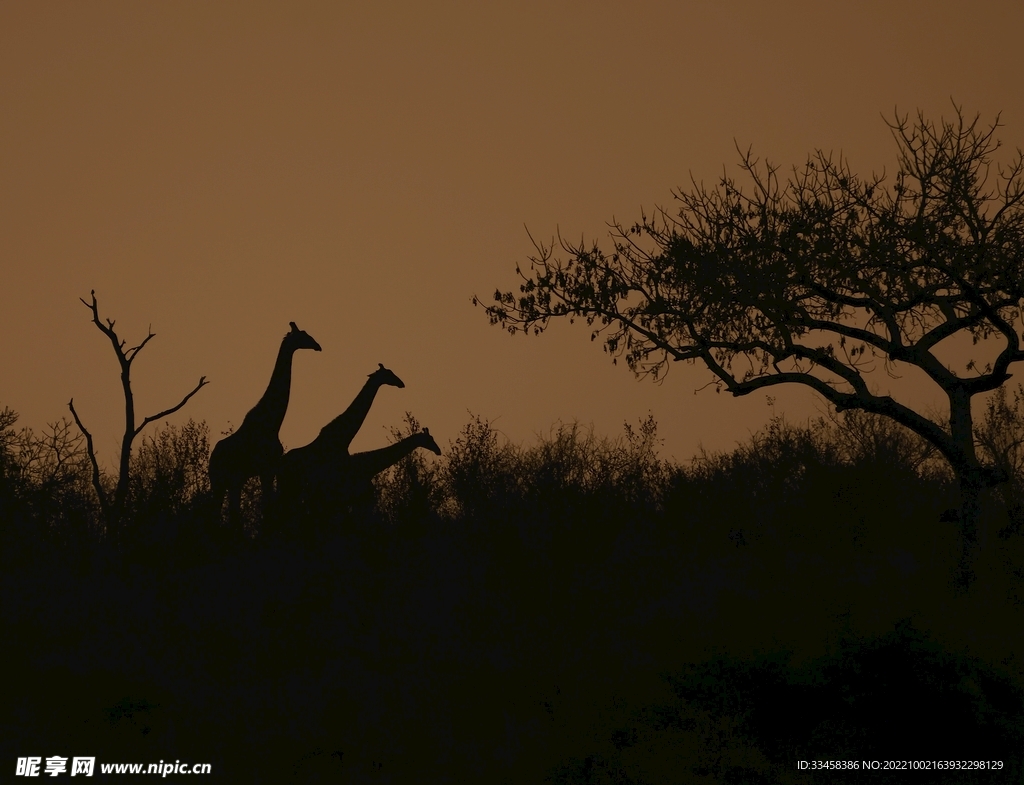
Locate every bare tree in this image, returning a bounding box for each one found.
[482,105,1024,584]
[68,290,208,526]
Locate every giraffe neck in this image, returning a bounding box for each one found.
[345,434,426,479]
[244,340,296,434]
[316,375,386,450]
[350,376,386,426]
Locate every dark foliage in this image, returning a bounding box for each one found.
[2,404,1023,783]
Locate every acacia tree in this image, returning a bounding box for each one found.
[69,290,208,528]
[482,107,1024,571]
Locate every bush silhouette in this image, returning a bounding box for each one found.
[2,403,1023,782]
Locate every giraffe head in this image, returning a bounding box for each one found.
[417,427,442,456]
[370,363,405,389]
[286,322,323,353]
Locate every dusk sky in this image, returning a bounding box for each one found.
[3,1,1022,466]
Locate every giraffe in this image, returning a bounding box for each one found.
[209,322,322,528]
[314,363,405,454]
[276,428,442,525]
[267,363,403,525]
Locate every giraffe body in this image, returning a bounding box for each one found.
[277,428,441,524]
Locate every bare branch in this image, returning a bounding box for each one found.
[81,290,126,364]
[68,398,108,516]
[125,330,156,364]
[135,377,210,437]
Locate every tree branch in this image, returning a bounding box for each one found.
[125,330,156,364]
[134,377,210,437]
[81,290,129,367]
[67,398,108,518]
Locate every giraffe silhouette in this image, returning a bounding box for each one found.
[277,428,441,524]
[266,363,404,518]
[209,322,322,528]
[315,363,405,454]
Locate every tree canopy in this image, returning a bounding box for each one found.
[482,106,1024,570]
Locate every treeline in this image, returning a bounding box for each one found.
[5,387,1024,551]
[2,398,1024,782]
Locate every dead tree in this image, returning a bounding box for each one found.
[68,290,208,527]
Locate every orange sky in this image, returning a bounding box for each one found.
[2,1,1022,466]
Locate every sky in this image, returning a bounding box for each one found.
[2,1,1022,467]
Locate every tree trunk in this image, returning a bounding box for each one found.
[112,368,136,527]
[952,472,984,589]
[948,388,989,589]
